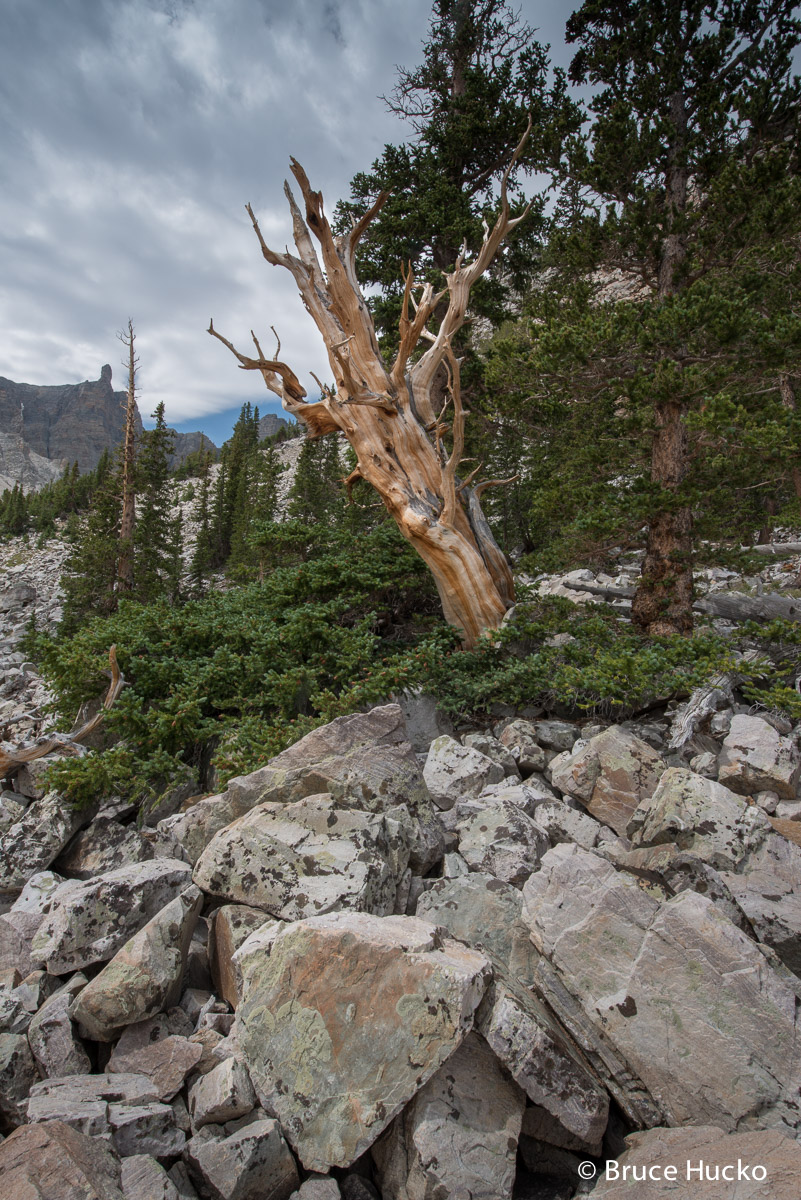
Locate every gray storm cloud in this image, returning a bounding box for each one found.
[0,0,568,428]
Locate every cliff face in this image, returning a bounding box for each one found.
[168,431,214,469]
[258,412,294,441]
[0,365,142,479]
[0,438,64,496]
[0,367,220,491]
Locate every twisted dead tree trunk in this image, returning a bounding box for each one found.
[209,128,531,647]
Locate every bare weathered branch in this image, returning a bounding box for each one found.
[207,320,307,403]
[409,116,533,422]
[0,646,124,780]
[473,474,520,500]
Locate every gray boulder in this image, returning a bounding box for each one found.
[456,799,549,887]
[423,735,505,810]
[187,1058,256,1130]
[193,795,409,920]
[498,719,546,774]
[478,982,609,1151]
[718,714,801,800]
[533,720,581,752]
[108,1032,204,1101]
[372,1032,525,1200]
[184,1117,299,1200]
[72,886,203,1040]
[0,1030,38,1128]
[627,767,770,864]
[236,912,491,1171]
[27,972,91,1077]
[416,872,537,986]
[461,731,520,777]
[630,767,801,973]
[109,1100,186,1158]
[26,1072,160,1138]
[122,1154,180,1200]
[55,815,154,879]
[30,858,193,974]
[0,791,90,894]
[393,690,454,753]
[523,844,801,1133]
[550,727,664,834]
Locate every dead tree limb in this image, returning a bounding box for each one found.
[0,646,124,780]
[563,580,801,624]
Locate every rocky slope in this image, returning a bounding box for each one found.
[2,611,801,1194]
[2,523,801,1196]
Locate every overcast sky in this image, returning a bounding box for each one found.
[0,0,574,444]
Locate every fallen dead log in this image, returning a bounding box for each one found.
[0,646,124,779]
[562,580,801,623]
[693,591,801,623]
[749,542,801,557]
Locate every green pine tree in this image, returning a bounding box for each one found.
[134,402,180,603]
[553,0,801,633]
[60,459,123,632]
[334,0,581,354]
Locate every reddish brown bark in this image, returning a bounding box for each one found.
[632,92,694,636]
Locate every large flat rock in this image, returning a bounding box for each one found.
[236,912,491,1171]
[522,844,801,1134]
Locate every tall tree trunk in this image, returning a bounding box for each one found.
[632,93,693,636]
[117,320,137,594]
[210,134,531,647]
[631,399,694,635]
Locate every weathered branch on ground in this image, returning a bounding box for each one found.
[0,646,124,780]
[209,124,534,646]
[749,542,801,557]
[563,580,801,624]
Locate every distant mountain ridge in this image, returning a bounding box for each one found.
[0,366,220,493]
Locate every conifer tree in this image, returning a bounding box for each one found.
[287,435,344,527]
[60,460,123,632]
[559,0,801,634]
[335,0,581,351]
[134,402,181,602]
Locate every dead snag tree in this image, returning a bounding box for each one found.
[209,127,531,648]
[117,320,138,595]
